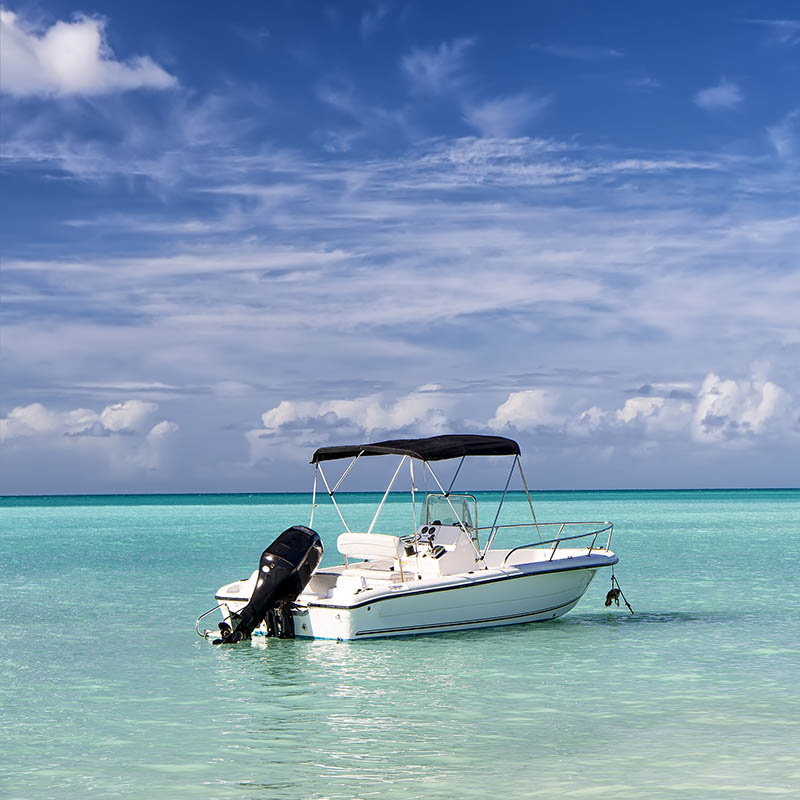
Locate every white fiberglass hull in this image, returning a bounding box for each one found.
[216,552,616,641]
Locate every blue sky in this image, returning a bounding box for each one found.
[2,1,799,493]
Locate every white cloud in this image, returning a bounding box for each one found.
[573,394,692,437]
[140,420,180,470]
[401,38,475,95]
[768,109,800,159]
[692,373,791,443]
[247,387,453,463]
[100,400,157,432]
[532,43,623,59]
[615,396,664,423]
[1,399,160,441]
[571,374,794,445]
[146,419,179,440]
[0,402,96,439]
[0,400,179,478]
[577,406,606,431]
[0,9,177,97]
[572,374,795,444]
[261,400,312,430]
[693,79,743,111]
[489,390,561,430]
[746,19,800,47]
[257,386,450,435]
[463,93,550,138]
[628,76,662,91]
[360,2,390,39]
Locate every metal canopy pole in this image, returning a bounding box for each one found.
[318,463,351,533]
[410,457,418,534]
[481,455,517,558]
[309,465,319,527]
[515,458,541,541]
[446,456,466,494]
[368,456,407,533]
[332,452,363,493]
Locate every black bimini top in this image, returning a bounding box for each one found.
[311,434,520,463]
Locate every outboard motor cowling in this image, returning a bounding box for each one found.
[215,525,323,644]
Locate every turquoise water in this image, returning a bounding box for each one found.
[2,490,799,799]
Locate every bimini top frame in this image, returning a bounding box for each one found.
[308,435,543,562]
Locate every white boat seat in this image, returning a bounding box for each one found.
[337,532,404,562]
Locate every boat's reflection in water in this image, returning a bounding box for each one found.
[209,635,488,795]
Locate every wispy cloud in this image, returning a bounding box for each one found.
[360,1,391,39]
[401,37,475,95]
[768,109,800,159]
[0,87,277,184]
[463,93,550,138]
[531,42,623,59]
[4,3,800,492]
[315,75,414,150]
[746,18,800,47]
[693,78,743,111]
[231,24,270,47]
[628,75,662,91]
[0,8,177,97]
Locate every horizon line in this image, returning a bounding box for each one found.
[2,486,799,501]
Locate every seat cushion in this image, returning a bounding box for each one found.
[337,532,404,561]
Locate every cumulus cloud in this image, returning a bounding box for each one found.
[147,419,180,440]
[573,394,691,436]
[258,386,449,434]
[615,396,665,424]
[246,386,453,462]
[0,8,177,97]
[569,373,793,445]
[0,400,179,473]
[140,420,181,469]
[0,402,97,439]
[100,400,158,432]
[1,399,160,441]
[489,390,561,430]
[692,373,791,443]
[401,37,475,95]
[463,93,550,138]
[693,79,743,111]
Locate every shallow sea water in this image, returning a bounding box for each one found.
[2,489,799,799]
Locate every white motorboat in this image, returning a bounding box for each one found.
[198,434,620,642]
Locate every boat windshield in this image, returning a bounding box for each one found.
[424,494,476,532]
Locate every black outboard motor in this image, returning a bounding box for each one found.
[214,525,323,644]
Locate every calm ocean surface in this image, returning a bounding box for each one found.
[2,489,799,799]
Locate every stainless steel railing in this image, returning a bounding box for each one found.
[195,603,225,638]
[478,521,613,565]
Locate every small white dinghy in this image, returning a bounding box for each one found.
[198,434,619,642]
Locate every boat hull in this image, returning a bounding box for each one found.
[282,558,610,640]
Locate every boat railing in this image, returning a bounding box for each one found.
[195,604,226,638]
[475,521,613,565]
